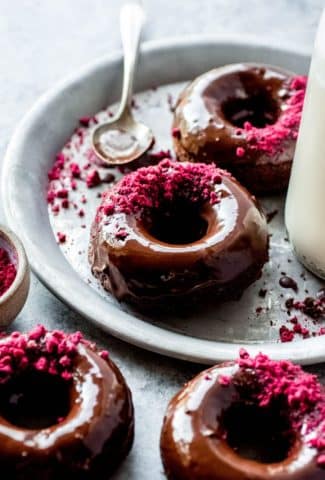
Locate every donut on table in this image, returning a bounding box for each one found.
[172,63,307,195]
[0,326,134,479]
[89,159,269,309]
[160,350,325,480]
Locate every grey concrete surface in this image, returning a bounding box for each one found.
[1,1,325,478]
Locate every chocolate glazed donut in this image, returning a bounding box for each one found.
[89,162,269,309]
[173,63,306,195]
[160,362,323,480]
[0,344,134,480]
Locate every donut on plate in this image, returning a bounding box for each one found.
[0,326,134,479]
[89,159,268,309]
[161,350,325,480]
[172,63,307,195]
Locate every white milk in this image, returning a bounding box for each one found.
[285,9,325,278]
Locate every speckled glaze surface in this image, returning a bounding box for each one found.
[1,2,325,479]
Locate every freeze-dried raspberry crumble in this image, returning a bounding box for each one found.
[221,350,325,467]
[0,326,109,384]
[0,248,16,297]
[97,159,227,222]
[235,76,307,158]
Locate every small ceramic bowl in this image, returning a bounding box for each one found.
[0,225,30,327]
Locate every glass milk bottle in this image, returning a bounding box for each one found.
[285,8,325,279]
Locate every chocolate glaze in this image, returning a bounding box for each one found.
[173,63,298,194]
[0,345,134,479]
[160,363,323,480]
[89,175,269,309]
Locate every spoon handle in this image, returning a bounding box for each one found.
[117,2,145,118]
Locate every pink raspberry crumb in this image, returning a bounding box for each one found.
[57,232,66,243]
[279,325,295,342]
[0,327,84,383]
[219,375,231,386]
[236,147,245,157]
[86,170,101,188]
[237,76,306,156]
[97,159,229,222]
[70,163,81,178]
[0,248,17,297]
[100,350,109,360]
[56,189,69,199]
[172,127,181,139]
[79,116,97,127]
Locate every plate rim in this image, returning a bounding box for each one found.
[3,33,324,365]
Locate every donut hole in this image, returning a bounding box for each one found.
[145,201,208,244]
[0,371,71,429]
[221,88,279,129]
[220,400,295,463]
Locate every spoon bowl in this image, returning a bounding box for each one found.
[92,110,154,165]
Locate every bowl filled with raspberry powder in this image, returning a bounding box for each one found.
[0,226,29,326]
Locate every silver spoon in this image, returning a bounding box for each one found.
[92,2,154,165]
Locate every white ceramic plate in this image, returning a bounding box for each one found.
[3,35,325,365]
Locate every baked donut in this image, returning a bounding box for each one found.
[161,350,325,480]
[172,63,307,195]
[89,159,268,309]
[0,326,134,479]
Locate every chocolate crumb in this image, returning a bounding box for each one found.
[279,276,298,293]
[167,93,175,113]
[102,173,115,184]
[258,288,267,298]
